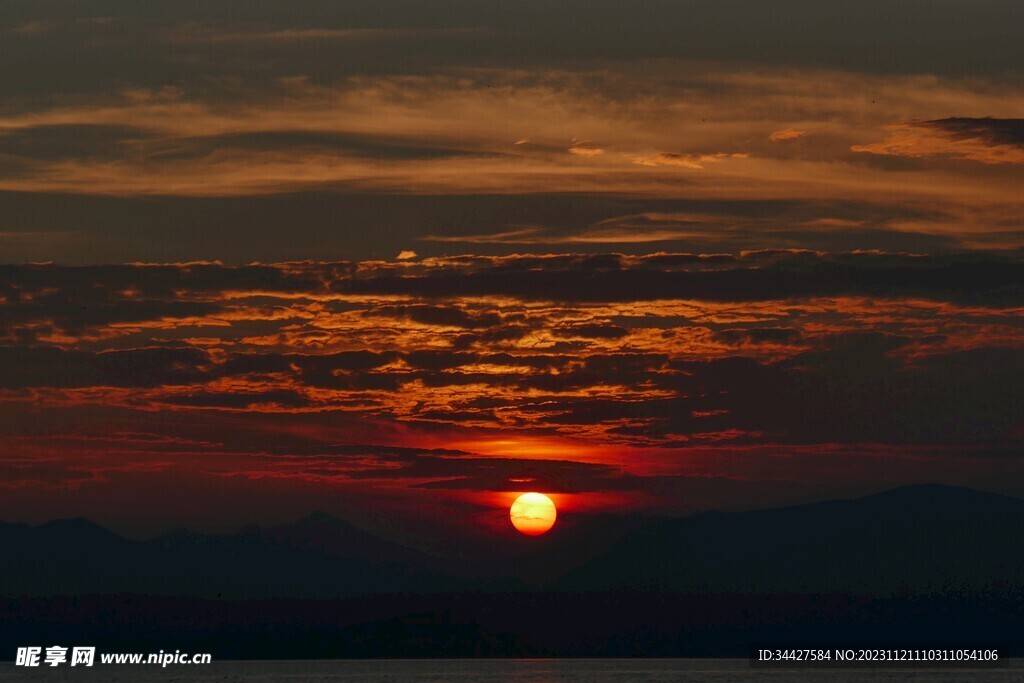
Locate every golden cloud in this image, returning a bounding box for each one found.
[853,120,1024,165]
[769,128,808,142]
[631,152,748,169]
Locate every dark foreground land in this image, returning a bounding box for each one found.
[3,590,1023,658]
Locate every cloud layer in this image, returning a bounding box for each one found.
[3,1,1024,529]
[2,253,1022,519]
[0,68,1022,263]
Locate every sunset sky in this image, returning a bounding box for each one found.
[2,1,1022,544]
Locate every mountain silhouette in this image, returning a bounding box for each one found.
[560,484,1024,594]
[1,511,453,599]
[3,485,1024,600]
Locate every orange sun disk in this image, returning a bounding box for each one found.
[510,492,557,536]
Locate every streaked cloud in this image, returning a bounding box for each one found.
[631,152,748,169]
[0,67,1020,265]
[162,24,488,45]
[0,69,1020,206]
[566,138,605,156]
[769,128,807,142]
[853,118,1024,165]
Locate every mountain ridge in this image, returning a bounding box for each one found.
[3,484,1023,599]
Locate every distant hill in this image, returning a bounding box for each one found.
[0,511,455,599]
[560,484,1024,595]
[3,485,1024,599]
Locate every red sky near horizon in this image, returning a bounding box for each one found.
[1,1,1022,540]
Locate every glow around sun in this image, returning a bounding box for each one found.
[510,492,557,536]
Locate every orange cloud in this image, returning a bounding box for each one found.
[853,119,1024,165]
[631,152,748,169]
[568,140,605,156]
[0,67,1019,248]
[769,128,807,142]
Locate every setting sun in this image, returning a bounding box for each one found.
[510,492,557,536]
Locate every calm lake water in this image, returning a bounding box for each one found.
[2,659,1023,681]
